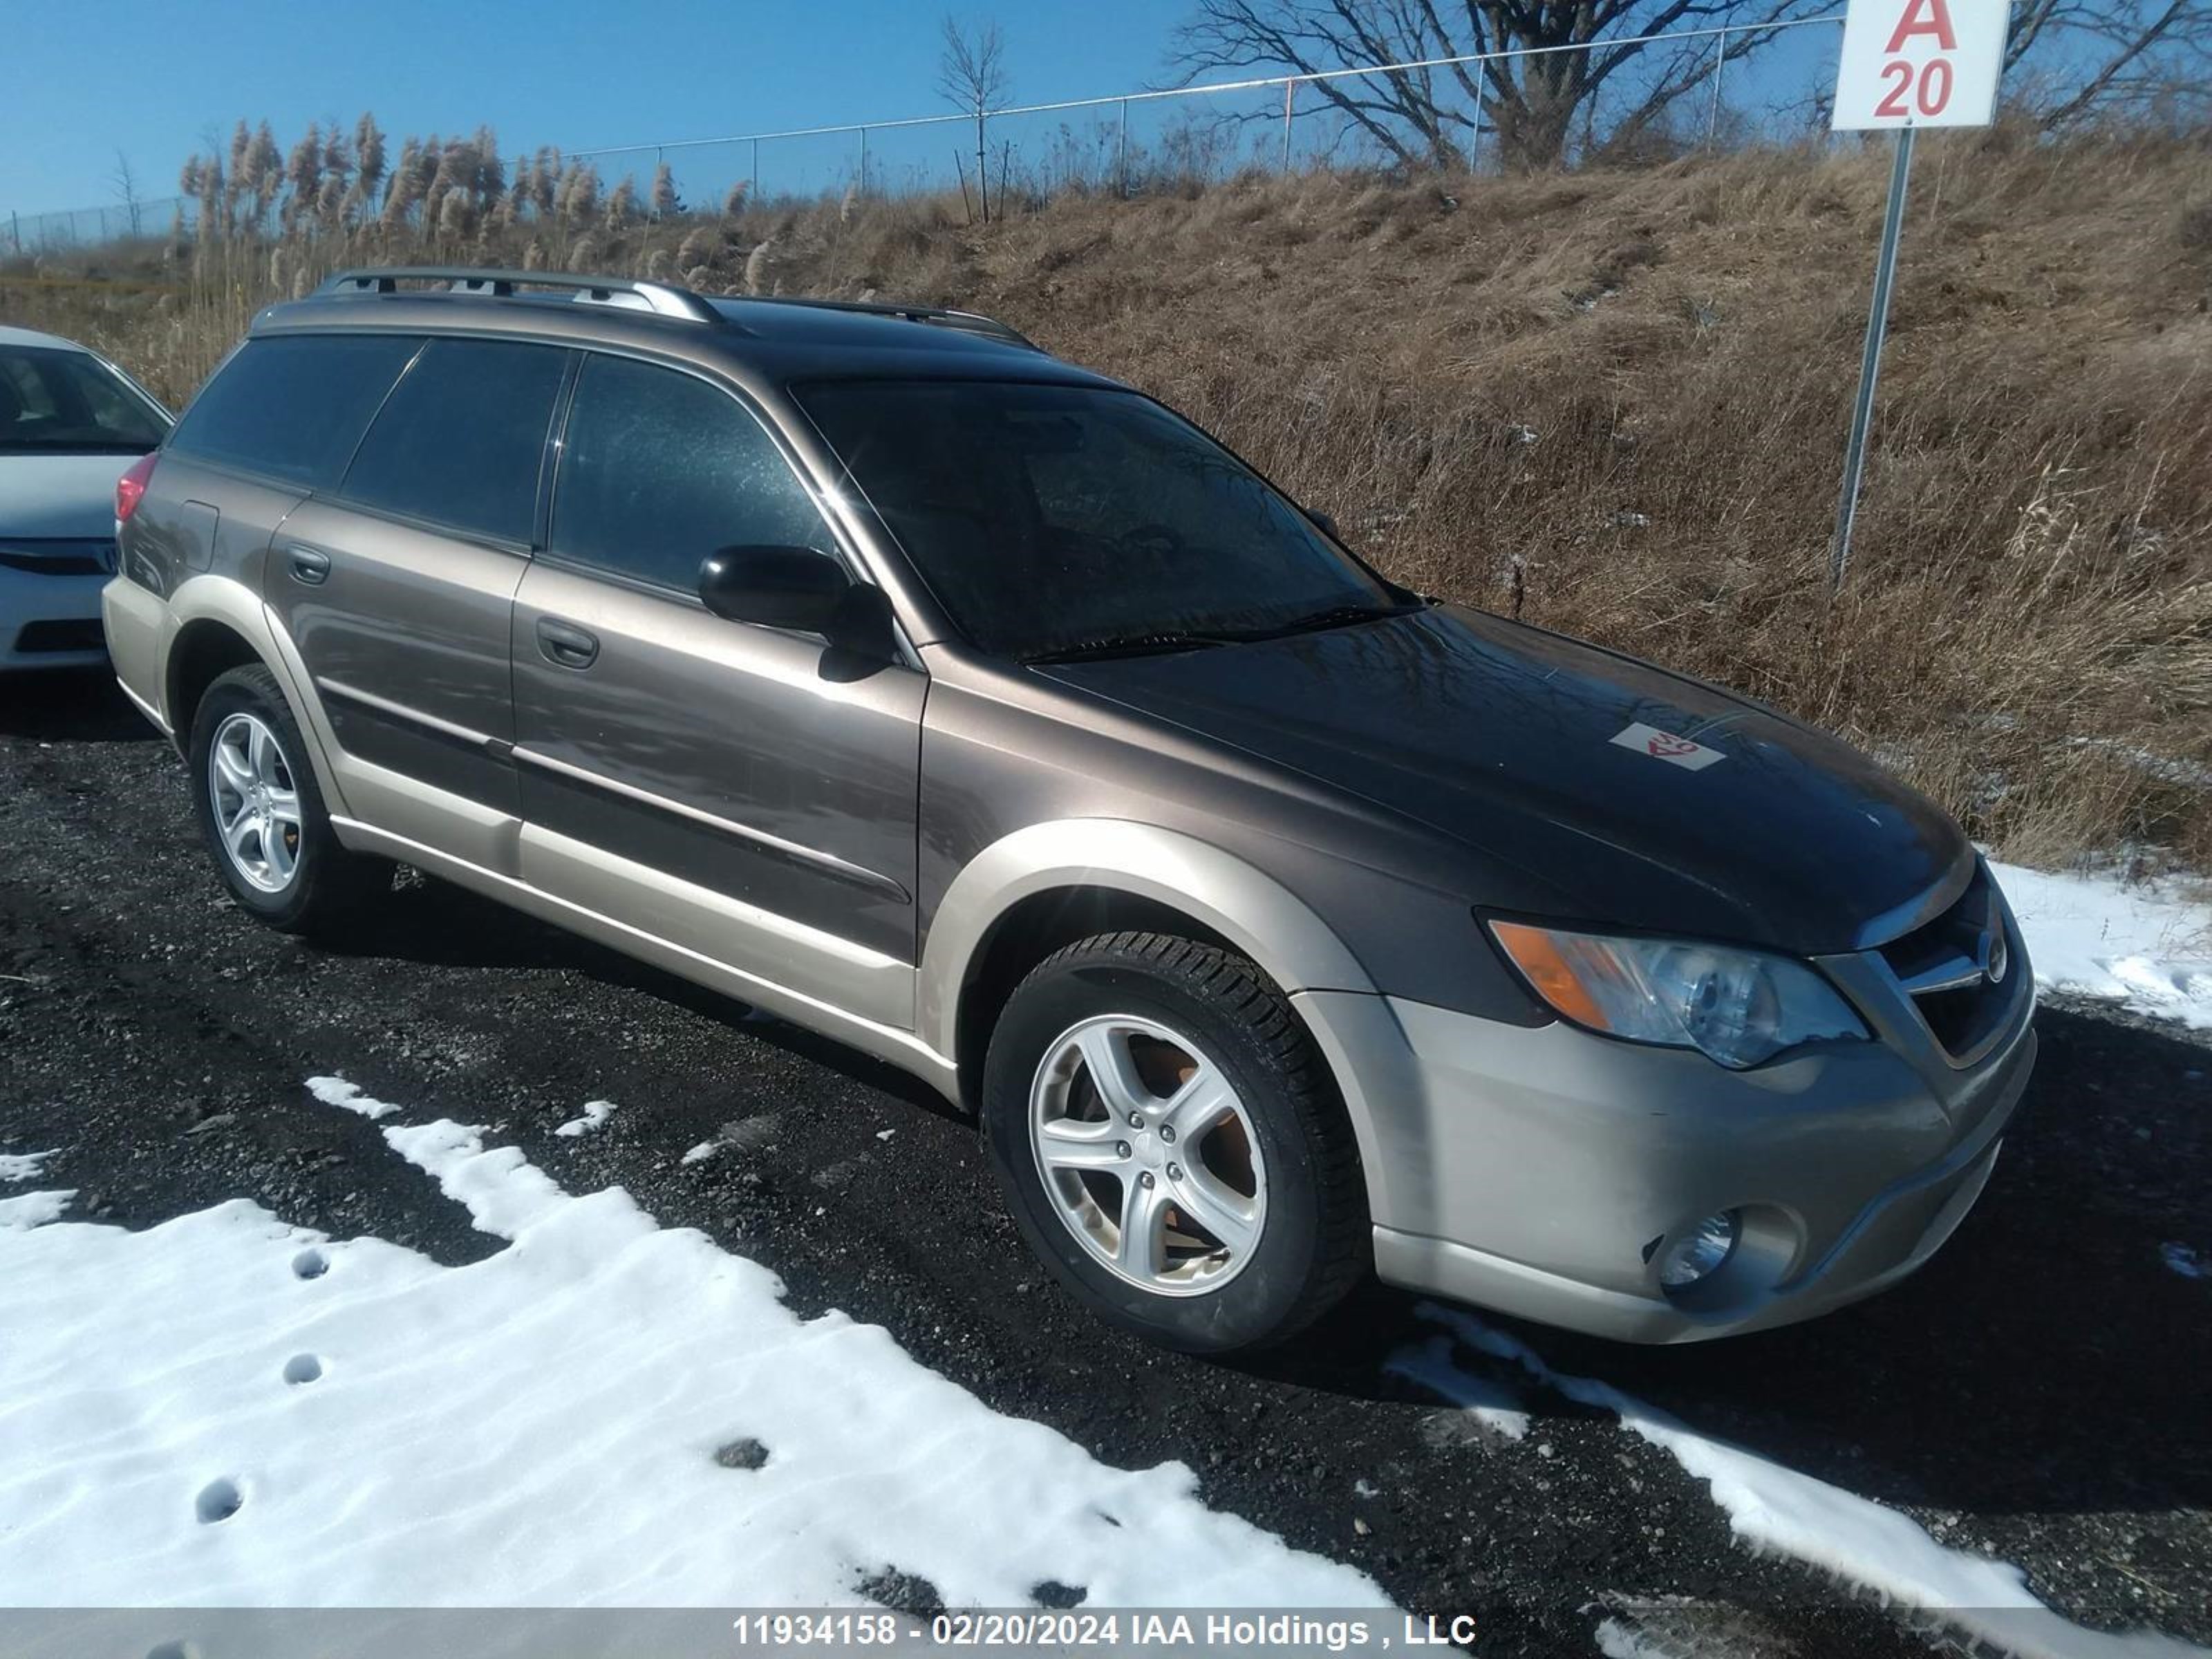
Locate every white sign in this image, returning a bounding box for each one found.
[1833,0,2007,131]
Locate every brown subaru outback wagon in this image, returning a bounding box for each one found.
[104,268,2035,1353]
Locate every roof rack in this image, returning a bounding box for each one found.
[729,294,1038,350]
[315,267,723,326]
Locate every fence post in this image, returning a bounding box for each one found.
[9,211,19,254]
[1118,97,1130,198]
[1707,28,1727,147]
[1282,81,1294,171]
[1469,55,1485,175]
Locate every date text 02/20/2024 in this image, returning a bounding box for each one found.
[729,1611,1485,1649]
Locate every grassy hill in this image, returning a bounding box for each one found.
[9,129,2209,870]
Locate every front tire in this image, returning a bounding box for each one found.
[188,664,383,935]
[982,932,1368,1354]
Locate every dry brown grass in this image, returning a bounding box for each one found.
[8,129,2209,870]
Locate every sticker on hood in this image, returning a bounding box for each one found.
[1611,722,1726,771]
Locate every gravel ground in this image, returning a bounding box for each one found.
[2,668,2206,1657]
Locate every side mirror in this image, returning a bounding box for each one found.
[1302,507,1340,538]
[700,545,850,632]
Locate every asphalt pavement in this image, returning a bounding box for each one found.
[1,668,2205,1656]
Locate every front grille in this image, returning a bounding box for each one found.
[12,619,106,655]
[1877,863,2022,1062]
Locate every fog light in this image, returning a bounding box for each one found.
[1658,1211,1739,1289]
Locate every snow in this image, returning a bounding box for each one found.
[1384,1333,1529,1441]
[0,1149,55,1182]
[0,1190,73,1230]
[303,1076,400,1120]
[1411,1306,2201,1659]
[679,1140,718,1165]
[0,1079,1385,1610]
[1593,1618,1674,1659]
[1992,859,2212,1030]
[2162,1242,2205,1280]
[552,1098,618,1137]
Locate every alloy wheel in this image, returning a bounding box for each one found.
[1027,1013,1267,1295]
[207,711,303,894]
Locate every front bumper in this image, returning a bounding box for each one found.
[1297,939,2036,1342]
[1,565,109,671]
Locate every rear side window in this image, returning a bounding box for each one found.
[551,354,830,594]
[340,337,569,546]
[168,334,418,487]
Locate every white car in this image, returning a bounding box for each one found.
[1,324,171,671]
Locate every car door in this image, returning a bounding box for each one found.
[510,352,924,1029]
[268,335,572,833]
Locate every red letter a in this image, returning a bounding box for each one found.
[1886,0,1958,53]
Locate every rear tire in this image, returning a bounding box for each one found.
[188,664,385,936]
[982,931,1368,1354]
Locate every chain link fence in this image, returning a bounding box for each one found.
[6,15,1848,255]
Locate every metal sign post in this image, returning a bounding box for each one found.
[1826,0,2007,590]
[1830,125,1915,592]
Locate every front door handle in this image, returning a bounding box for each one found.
[286,545,331,586]
[536,616,600,670]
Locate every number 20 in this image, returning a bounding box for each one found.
[1874,57,1953,118]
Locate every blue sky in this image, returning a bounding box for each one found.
[0,4,2135,222]
[1,0,1204,215]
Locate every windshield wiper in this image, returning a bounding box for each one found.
[1215,599,1426,642]
[1019,631,1233,665]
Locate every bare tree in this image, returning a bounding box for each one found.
[1174,0,1828,170]
[110,151,143,238]
[2007,0,2211,129]
[939,15,1011,221]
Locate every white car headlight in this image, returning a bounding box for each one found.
[1488,921,1868,1069]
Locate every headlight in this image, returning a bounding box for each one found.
[1488,921,1867,1069]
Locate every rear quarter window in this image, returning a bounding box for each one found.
[167,334,420,488]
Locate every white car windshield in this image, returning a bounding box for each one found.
[0,346,169,455]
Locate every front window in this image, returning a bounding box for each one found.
[553,354,833,594]
[0,346,169,455]
[796,380,1404,660]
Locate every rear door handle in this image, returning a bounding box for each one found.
[536,617,599,670]
[286,545,331,586]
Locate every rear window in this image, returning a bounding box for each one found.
[339,337,569,545]
[168,334,419,488]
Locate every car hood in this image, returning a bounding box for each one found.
[1038,603,1971,955]
[0,453,140,541]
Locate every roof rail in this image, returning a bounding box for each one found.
[315,267,724,326]
[729,294,1038,350]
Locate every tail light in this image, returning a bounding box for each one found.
[115,453,158,524]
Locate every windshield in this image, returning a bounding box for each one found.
[0,346,170,455]
[796,380,1400,660]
